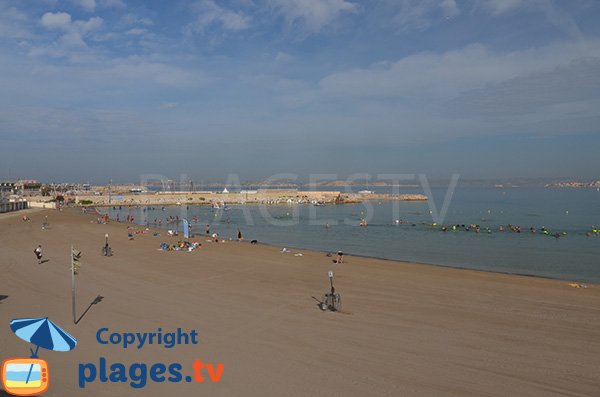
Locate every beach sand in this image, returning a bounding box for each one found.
[1,209,599,396]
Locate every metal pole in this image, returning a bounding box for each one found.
[71,245,76,324]
[329,271,335,294]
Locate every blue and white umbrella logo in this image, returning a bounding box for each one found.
[10,317,77,358]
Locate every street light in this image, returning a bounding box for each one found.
[102,233,112,256]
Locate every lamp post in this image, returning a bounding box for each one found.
[103,233,112,256]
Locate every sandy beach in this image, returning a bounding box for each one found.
[1,208,599,396]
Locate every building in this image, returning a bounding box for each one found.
[16,180,42,196]
[0,182,28,213]
[0,182,16,195]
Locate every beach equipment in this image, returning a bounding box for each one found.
[314,271,342,312]
[10,317,77,358]
[183,218,189,239]
[9,317,76,387]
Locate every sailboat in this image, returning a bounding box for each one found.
[358,175,374,194]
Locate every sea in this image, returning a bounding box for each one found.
[102,187,600,283]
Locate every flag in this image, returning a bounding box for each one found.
[183,218,189,239]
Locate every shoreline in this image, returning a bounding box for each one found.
[247,239,598,286]
[94,207,598,285]
[6,207,597,287]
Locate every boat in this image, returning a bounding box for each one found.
[358,190,374,194]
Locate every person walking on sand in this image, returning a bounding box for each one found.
[237,229,243,241]
[33,245,43,264]
[336,251,344,264]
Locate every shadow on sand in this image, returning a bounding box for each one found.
[75,295,104,325]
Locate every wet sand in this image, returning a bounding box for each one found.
[1,209,599,396]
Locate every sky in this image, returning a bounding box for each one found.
[0,0,599,183]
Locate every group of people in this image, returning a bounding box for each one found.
[159,241,201,252]
[435,222,572,239]
[96,214,110,224]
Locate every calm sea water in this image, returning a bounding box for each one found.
[103,188,600,283]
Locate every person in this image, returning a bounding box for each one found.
[205,224,210,235]
[34,245,43,264]
[237,229,243,241]
[336,251,344,264]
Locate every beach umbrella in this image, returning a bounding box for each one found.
[9,317,77,386]
[10,317,77,358]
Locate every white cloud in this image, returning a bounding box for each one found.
[483,0,527,15]
[75,16,103,33]
[269,0,358,35]
[0,2,32,39]
[41,12,103,34]
[275,51,293,62]
[41,12,72,30]
[71,0,96,12]
[121,14,153,26]
[160,102,178,110]
[392,0,461,31]
[441,0,460,18]
[126,28,148,36]
[187,0,251,32]
[60,31,87,48]
[481,0,583,40]
[38,12,103,54]
[448,57,600,117]
[99,0,126,9]
[103,58,206,88]
[318,40,600,101]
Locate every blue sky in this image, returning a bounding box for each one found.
[0,0,599,183]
